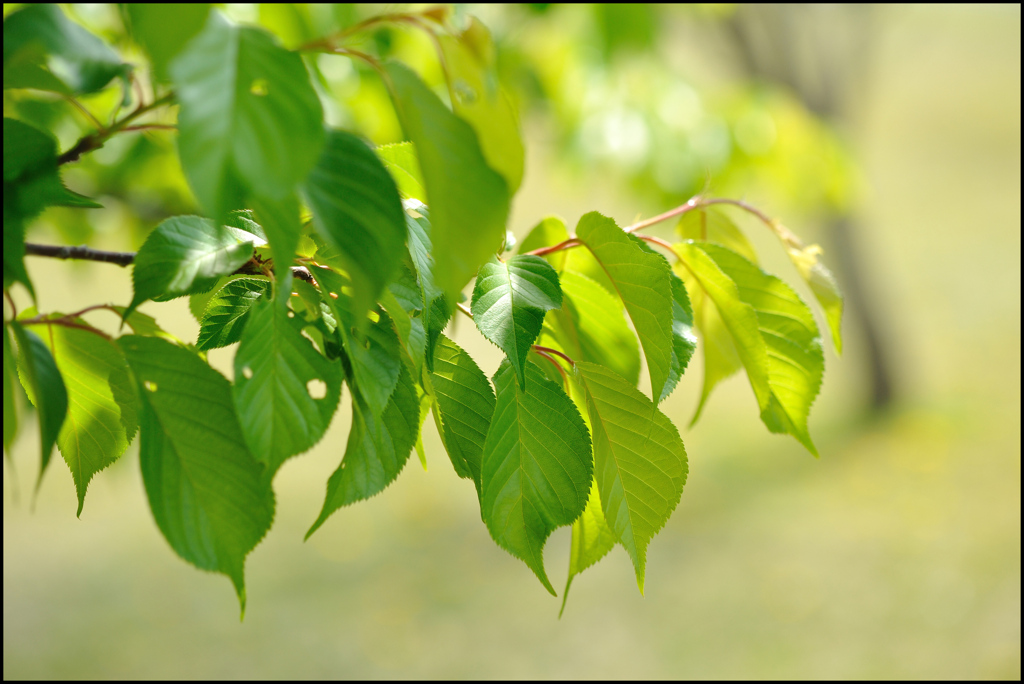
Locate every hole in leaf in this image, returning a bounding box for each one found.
[367,310,380,323]
[143,380,157,392]
[250,78,269,96]
[242,366,253,380]
[306,379,327,399]
[363,339,371,350]
[287,310,296,318]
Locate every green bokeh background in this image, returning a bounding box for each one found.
[4,4,1020,679]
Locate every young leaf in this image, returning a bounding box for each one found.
[771,222,844,354]
[126,215,255,319]
[23,317,139,516]
[119,335,274,614]
[232,299,343,478]
[576,212,674,402]
[306,363,419,538]
[170,11,324,222]
[386,62,509,302]
[124,3,211,83]
[12,324,68,491]
[573,362,687,593]
[560,481,617,617]
[437,17,525,194]
[696,244,824,455]
[3,4,131,95]
[539,270,641,387]
[471,255,563,388]
[429,334,495,488]
[301,129,406,324]
[481,360,593,595]
[376,142,425,201]
[196,277,270,350]
[673,241,771,422]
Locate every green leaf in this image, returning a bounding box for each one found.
[429,334,495,488]
[4,324,19,456]
[481,359,593,595]
[517,216,569,271]
[12,323,68,491]
[23,317,138,516]
[437,17,524,194]
[471,255,562,388]
[663,272,698,403]
[3,4,131,95]
[401,202,451,369]
[386,262,427,374]
[696,243,824,455]
[576,212,674,402]
[306,363,418,538]
[677,208,759,263]
[376,142,425,201]
[386,62,509,301]
[573,361,687,593]
[312,266,401,419]
[301,128,406,324]
[250,192,302,300]
[125,3,211,82]
[126,215,255,318]
[170,11,324,222]
[674,241,770,422]
[119,335,274,614]
[232,298,343,478]
[538,270,641,387]
[560,481,617,617]
[196,277,269,350]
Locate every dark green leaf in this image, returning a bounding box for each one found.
[250,192,302,300]
[196,277,269,350]
[471,255,562,388]
[663,272,698,403]
[429,334,495,488]
[306,363,419,538]
[125,3,211,82]
[301,128,406,324]
[23,317,138,516]
[3,4,131,95]
[126,215,255,318]
[12,323,68,491]
[481,360,592,595]
[170,11,324,222]
[232,298,343,478]
[576,212,674,402]
[119,335,274,614]
[386,62,509,301]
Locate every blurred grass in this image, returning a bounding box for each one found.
[4,5,1020,679]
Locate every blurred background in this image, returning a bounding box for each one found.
[3,4,1020,679]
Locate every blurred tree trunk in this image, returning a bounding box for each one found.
[727,4,896,409]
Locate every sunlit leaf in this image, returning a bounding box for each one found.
[560,480,617,617]
[125,3,211,82]
[471,255,562,388]
[573,361,686,593]
[170,11,324,222]
[481,360,592,595]
[576,212,674,402]
[23,316,138,516]
[386,62,509,301]
[126,215,254,319]
[376,142,425,201]
[119,335,274,614]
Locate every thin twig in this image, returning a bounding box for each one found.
[19,316,112,341]
[532,345,575,367]
[456,302,473,319]
[637,234,676,252]
[58,92,175,165]
[4,291,16,320]
[533,348,567,381]
[524,237,582,258]
[24,243,136,266]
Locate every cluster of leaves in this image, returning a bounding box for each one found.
[3,4,843,616]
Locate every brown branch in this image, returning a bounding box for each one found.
[58,92,175,165]
[524,237,582,258]
[25,243,136,266]
[532,345,575,368]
